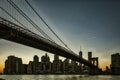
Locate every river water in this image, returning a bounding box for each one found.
[0,75,120,80]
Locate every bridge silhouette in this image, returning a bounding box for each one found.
[0,0,102,74]
[0,17,102,74]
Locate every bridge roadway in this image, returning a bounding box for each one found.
[0,17,102,73]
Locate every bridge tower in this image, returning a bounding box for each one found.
[88,52,99,74]
[91,57,99,67]
[88,52,92,63]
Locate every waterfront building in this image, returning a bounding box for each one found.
[63,59,69,73]
[79,50,83,73]
[111,53,120,74]
[79,51,82,58]
[16,58,22,74]
[27,61,33,74]
[4,55,23,74]
[33,55,39,74]
[52,54,62,73]
[38,62,42,73]
[70,60,76,73]
[41,53,52,73]
[74,62,79,73]
[21,64,28,74]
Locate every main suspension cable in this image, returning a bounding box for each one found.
[24,0,73,51]
[7,0,53,41]
[0,6,28,29]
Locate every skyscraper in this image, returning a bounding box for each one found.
[4,55,23,74]
[79,46,82,58]
[21,64,28,74]
[71,60,76,73]
[111,53,120,74]
[16,58,22,74]
[27,61,33,74]
[41,53,51,73]
[88,52,92,63]
[63,59,69,73]
[53,54,62,73]
[79,49,83,73]
[33,55,39,74]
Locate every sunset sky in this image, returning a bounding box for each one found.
[0,0,120,73]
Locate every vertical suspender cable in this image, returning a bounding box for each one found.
[7,0,53,41]
[24,0,73,51]
[0,6,28,29]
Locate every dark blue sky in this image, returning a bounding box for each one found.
[26,0,120,69]
[0,0,120,71]
[32,0,120,54]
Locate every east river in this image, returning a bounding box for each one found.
[0,75,120,80]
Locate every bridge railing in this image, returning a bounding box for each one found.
[0,17,78,57]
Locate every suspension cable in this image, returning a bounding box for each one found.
[0,6,28,29]
[7,0,53,41]
[24,0,73,51]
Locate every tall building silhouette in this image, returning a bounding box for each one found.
[27,61,33,74]
[79,46,82,58]
[21,64,28,74]
[111,53,120,74]
[41,53,51,73]
[88,52,92,63]
[79,48,83,73]
[33,55,39,74]
[53,54,62,73]
[71,60,76,73]
[4,55,23,74]
[63,59,69,73]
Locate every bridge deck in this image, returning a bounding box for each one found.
[0,17,102,72]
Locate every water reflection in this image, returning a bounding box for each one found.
[0,75,120,80]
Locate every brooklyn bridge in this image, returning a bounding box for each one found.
[0,0,102,74]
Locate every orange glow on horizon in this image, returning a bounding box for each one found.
[99,61,110,71]
[0,66,4,73]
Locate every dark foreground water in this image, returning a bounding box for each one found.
[0,75,120,80]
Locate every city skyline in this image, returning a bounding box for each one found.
[2,53,120,75]
[0,0,120,73]
[4,54,83,74]
[3,53,98,74]
[0,45,114,73]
